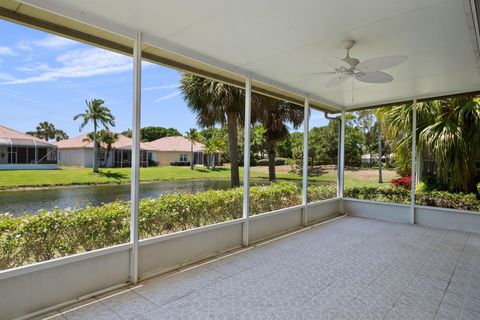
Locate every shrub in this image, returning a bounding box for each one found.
[0,181,300,270]
[345,187,410,204]
[391,176,412,190]
[307,185,336,202]
[255,158,287,166]
[416,191,480,211]
[170,161,190,166]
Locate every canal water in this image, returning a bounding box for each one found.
[0,179,241,216]
[1,179,312,216]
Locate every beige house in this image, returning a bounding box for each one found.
[148,136,221,166]
[55,134,157,168]
[0,125,58,170]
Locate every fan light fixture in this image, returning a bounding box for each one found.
[315,40,407,88]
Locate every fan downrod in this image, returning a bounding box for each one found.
[342,40,359,67]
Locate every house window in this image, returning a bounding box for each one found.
[7,146,17,164]
[179,153,187,162]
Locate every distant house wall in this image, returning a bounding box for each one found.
[156,151,190,165]
[0,146,7,164]
[58,148,85,167]
[83,149,93,168]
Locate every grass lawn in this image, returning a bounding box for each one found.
[0,165,398,189]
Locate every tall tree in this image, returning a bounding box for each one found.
[252,96,304,181]
[379,95,480,194]
[140,126,181,142]
[251,125,267,159]
[83,130,119,167]
[54,130,69,142]
[121,129,132,138]
[185,128,202,170]
[354,111,377,166]
[180,74,244,187]
[74,99,115,173]
[204,137,225,169]
[35,121,56,141]
[28,121,68,141]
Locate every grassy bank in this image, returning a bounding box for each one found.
[0,165,395,189]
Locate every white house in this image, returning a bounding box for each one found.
[147,136,221,166]
[0,125,58,170]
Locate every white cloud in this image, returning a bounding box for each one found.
[0,47,16,56]
[0,72,15,81]
[34,35,76,49]
[143,84,179,91]
[17,63,50,74]
[154,90,180,102]
[3,48,132,84]
[17,35,76,51]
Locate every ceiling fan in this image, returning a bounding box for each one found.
[316,40,407,88]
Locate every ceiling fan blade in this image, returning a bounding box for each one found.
[326,74,350,88]
[355,71,393,83]
[305,71,336,76]
[356,55,407,72]
[323,56,351,70]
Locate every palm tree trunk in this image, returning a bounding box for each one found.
[104,146,111,168]
[190,142,194,170]
[226,111,240,187]
[93,121,99,173]
[266,141,276,182]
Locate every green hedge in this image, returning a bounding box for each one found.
[342,186,480,211]
[308,185,336,202]
[0,182,301,270]
[2,182,479,271]
[255,158,288,166]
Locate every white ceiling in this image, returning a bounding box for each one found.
[20,0,480,109]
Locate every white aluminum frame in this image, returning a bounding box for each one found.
[410,99,417,224]
[130,31,142,284]
[339,110,346,212]
[301,97,309,226]
[242,74,252,246]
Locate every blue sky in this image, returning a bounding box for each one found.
[0,19,327,138]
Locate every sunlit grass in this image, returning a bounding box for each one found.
[0,165,398,189]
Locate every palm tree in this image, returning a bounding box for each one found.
[98,130,119,167]
[54,129,69,142]
[83,130,119,167]
[252,96,304,181]
[204,137,225,169]
[33,121,56,141]
[379,95,480,194]
[74,99,115,173]
[185,128,202,170]
[180,74,244,187]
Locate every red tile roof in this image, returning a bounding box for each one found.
[0,125,57,147]
[148,136,204,152]
[54,133,158,151]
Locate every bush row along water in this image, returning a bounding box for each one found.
[1,182,479,270]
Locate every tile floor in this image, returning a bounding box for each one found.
[32,216,480,320]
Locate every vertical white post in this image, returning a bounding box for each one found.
[301,97,309,226]
[242,74,252,246]
[410,99,417,224]
[130,31,142,284]
[34,140,38,164]
[339,110,346,210]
